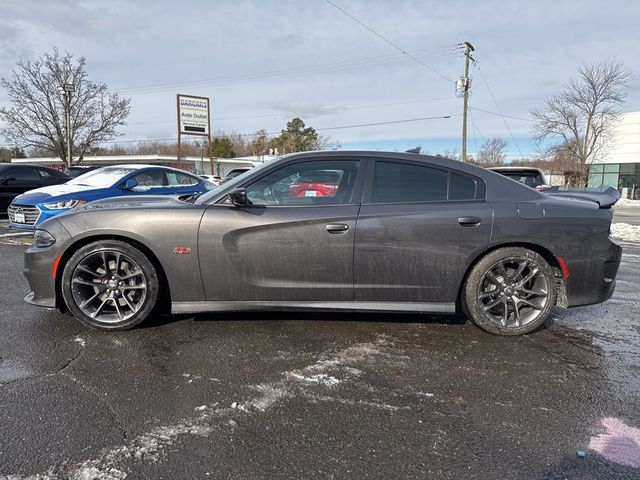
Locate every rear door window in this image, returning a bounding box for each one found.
[5,166,40,184]
[166,171,199,187]
[370,161,483,203]
[372,162,448,203]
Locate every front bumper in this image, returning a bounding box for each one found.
[22,220,71,310]
[23,245,58,308]
[9,204,64,231]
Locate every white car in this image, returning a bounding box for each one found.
[199,174,222,186]
[489,167,551,191]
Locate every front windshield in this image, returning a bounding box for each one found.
[67,167,138,188]
[195,158,279,204]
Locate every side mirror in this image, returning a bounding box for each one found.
[1,176,16,185]
[122,179,138,190]
[228,188,247,207]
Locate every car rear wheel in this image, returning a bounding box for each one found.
[463,247,556,335]
[61,240,159,330]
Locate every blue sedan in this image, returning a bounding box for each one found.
[8,165,213,230]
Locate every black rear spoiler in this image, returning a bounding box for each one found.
[545,185,620,208]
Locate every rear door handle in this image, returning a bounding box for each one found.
[458,217,481,227]
[326,223,349,234]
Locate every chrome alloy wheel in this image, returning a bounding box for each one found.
[71,250,147,323]
[477,257,551,328]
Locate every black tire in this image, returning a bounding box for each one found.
[61,240,159,330]
[463,247,556,335]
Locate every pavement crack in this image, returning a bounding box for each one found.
[58,369,129,440]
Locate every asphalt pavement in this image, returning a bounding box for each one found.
[0,215,639,479]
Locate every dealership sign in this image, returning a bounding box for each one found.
[177,94,210,136]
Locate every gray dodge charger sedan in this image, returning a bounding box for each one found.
[23,151,622,335]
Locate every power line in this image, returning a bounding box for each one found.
[469,107,531,122]
[314,114,453,131]
[114,48,454,96]
[323,0,455,83]
[98,113,455,145]
[476,66,524,156]
[126,95,454,127]
[468,104,484,155]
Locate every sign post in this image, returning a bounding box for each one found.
[176,94,211,171]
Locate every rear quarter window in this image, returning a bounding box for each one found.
[449,172,477,200]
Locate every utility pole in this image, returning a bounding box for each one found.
[57,83,75,168]
[457,41,474,162]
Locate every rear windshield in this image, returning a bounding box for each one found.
[500,171,543,187]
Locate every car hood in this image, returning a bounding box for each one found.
[13,183,104,204]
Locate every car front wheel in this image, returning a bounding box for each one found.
[61,240,159,330]
[463,247,557,335]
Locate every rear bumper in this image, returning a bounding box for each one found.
[565,234,622,308]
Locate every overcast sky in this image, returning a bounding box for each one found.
[1,0,639,158]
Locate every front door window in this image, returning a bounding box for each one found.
[245,160,360,206]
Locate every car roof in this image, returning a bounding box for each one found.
[98,164,198,175]
[489,166,544,173]
[279,150,496,178]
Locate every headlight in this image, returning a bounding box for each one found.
[33,229,56,248]
[42,199,86,210]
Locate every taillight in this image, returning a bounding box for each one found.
[556,256,570,278]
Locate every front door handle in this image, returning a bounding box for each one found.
[326,223,349,234]
[458,217,481,227]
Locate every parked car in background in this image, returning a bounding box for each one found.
[288,170,342,198]
[221,167,252,183]
[9,164,212,229]
[64,165,100,178]
[489,167,551,191]
[23,151,621,336]
[1,164,70,214]
[199,174,222,186]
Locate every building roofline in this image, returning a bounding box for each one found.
[10,154,260,165]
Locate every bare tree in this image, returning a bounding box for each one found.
[477,137,508,166]
[248,129,271,156]
[0,47,130,167]
[317,133,342,151]
[531,60,631,184]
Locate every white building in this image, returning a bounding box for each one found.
[588,111,640,199]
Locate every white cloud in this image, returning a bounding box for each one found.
[0,0,638,149]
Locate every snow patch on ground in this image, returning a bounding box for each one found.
[304,393,407,411]
[610,223,640,242]
[287,372,341,386]
[238,384,290,412]
[11,336,397,479]
[8,404,221,479]
[616,198,640,206]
